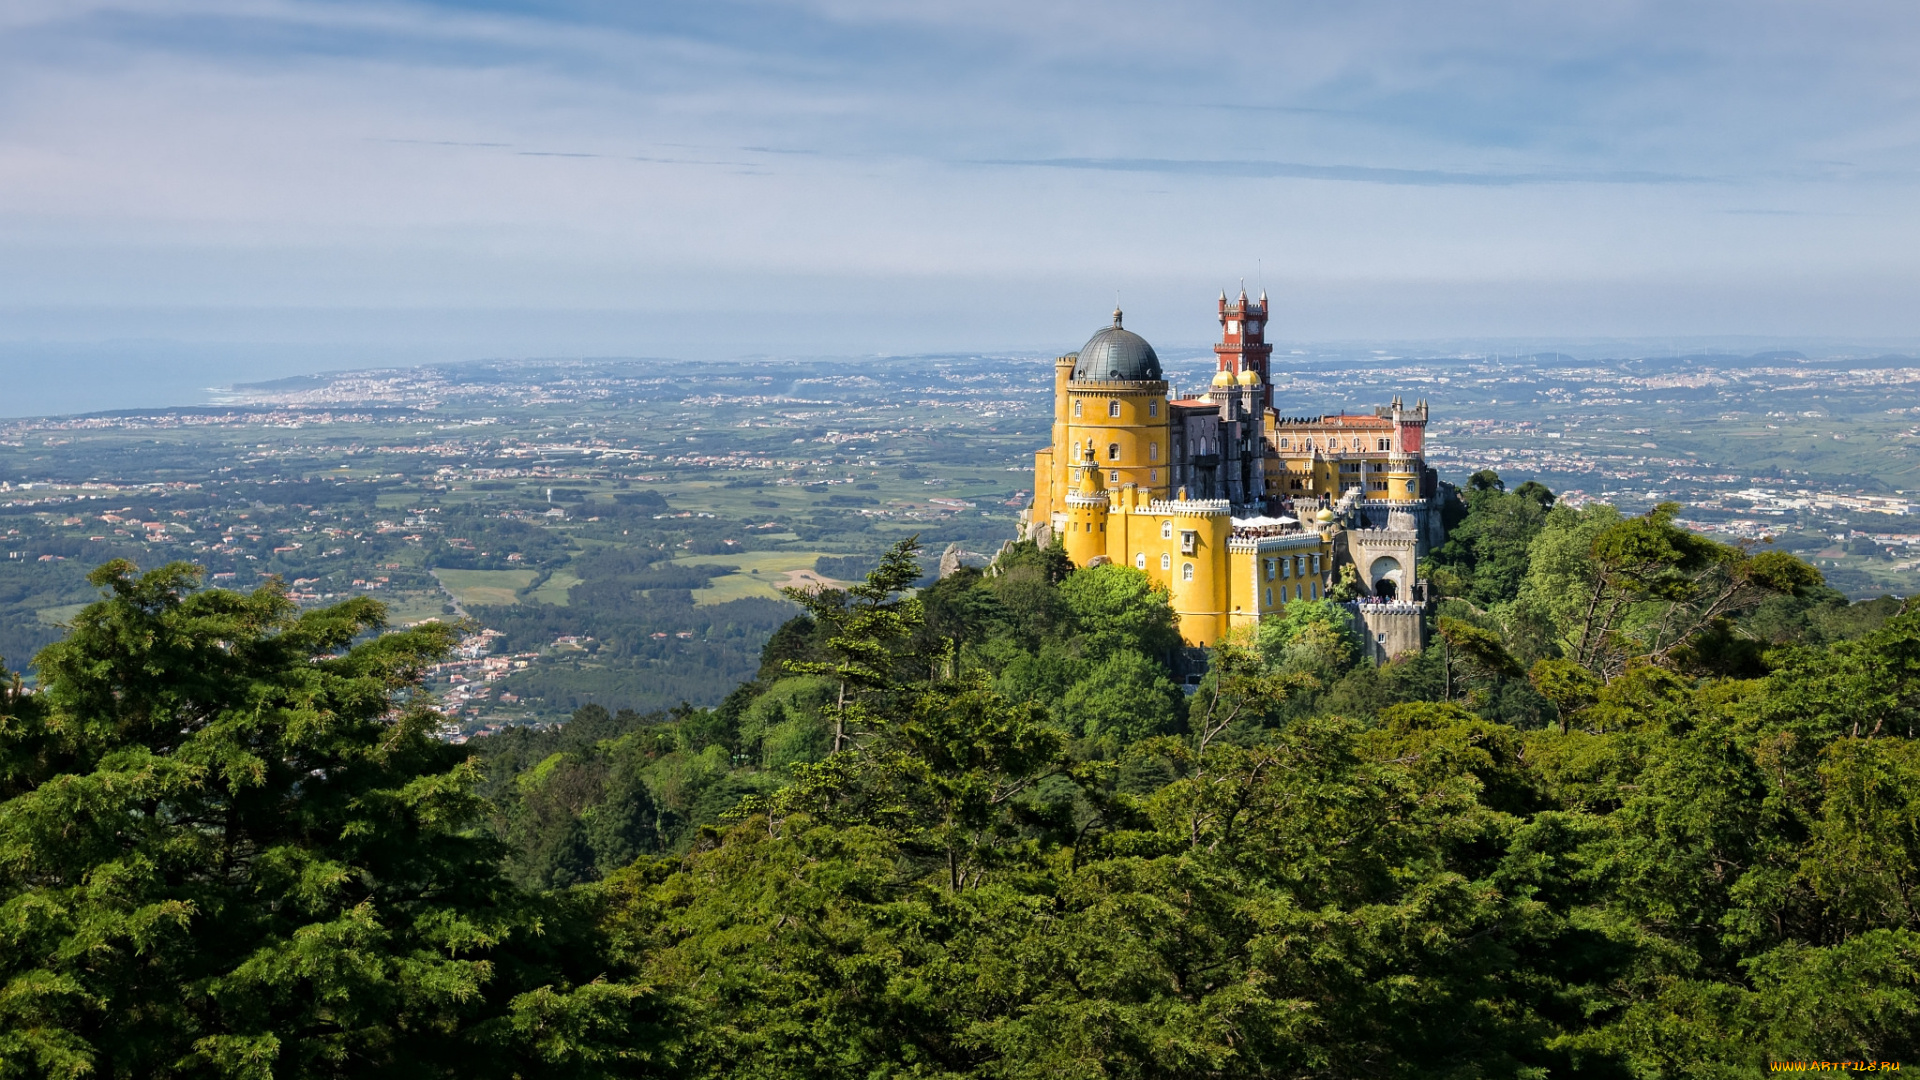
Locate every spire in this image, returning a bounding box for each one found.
[1076,444,1105,496]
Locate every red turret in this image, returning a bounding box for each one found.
[1214,286,1274,412]
[1391,396,1428,454]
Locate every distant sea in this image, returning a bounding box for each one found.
[8,333,1917,421]
[0,342,450,419]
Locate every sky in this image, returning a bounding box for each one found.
[3,0,1919,413]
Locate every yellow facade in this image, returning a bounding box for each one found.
[1046,437,1333,649]
[1056,381,1172,502]
[1022,309,1433,651]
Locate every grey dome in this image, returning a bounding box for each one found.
[1073,310,1162,381]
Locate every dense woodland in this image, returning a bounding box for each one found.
[3,472,1918,1078]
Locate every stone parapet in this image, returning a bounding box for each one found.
[1227,531,1321,553]
[1146,498,1231,516]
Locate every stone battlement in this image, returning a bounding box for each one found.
[1145,498,1231,515]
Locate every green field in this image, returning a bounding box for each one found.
[674,551,844,605]
[384,590,454,626]
[528,570,581,605]
[35,603,88,627]
[434,569,539,607]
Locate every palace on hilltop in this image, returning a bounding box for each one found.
[1018,290,1449,654]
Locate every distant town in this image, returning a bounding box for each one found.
[5,346,1920,737]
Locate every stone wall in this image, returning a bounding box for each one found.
[1348,600,1427,663]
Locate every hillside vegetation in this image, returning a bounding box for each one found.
[3,473,1917,1077]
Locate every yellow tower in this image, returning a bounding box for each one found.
[1039,353,1077,520]
[1063,309,1172,502]
[1159,494,1232,644]
[1063,449,1111,567]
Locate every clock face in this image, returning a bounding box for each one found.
[1226,320,1239,335]
[1249,321,1264,335]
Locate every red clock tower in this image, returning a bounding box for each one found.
[1214,286,1274,412]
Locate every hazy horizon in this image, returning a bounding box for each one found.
[8,330,1920,421]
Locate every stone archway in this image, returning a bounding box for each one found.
[1369,555,1402,599]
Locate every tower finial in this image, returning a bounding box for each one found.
[1112,305,1122,327]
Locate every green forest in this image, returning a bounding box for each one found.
[3,472,1917,1078]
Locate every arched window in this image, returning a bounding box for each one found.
[1107,443,1120,461]
[1181,562,1194,581]
[1161,521,1172,539]
[1265,586,1272,605]
[1109,470,1119,483]
[1108,400,1121,417]
[1148,400,1159,417]
[1279,438,1289,448]
[1073,400,1082,417]
[1148,442,1158,461]
[1160,553,1171,570]
[1135,552,1146,569]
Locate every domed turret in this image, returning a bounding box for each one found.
[1236,368,1259,386]
[1073,309,1163,381]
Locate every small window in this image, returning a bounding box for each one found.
[1312,582,1319,600]
[1135,552,1146,569]
[1180,530,1198,555]
[1099,522,1105,531]
[1109,470,1119,483]
[1280,438,1289,448]
[1265,586,1272,605]
[1108,443,1120,461]
[1149,400,1159,417]
[1073,400,1082,417]
[1181,562,1194,581]
[1108,400,1120,417]
[1149,442,1158,461]
[1312,554,1321,573]
[1281,558,1290,579]
[1150,469,1158,482]
[1378,438,1389,451]
[1161,553,1171,570]
[1265,559,1275,580]
[1161,521,1172,539]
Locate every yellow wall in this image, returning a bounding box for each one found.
[1383,460,1421,499]
[1163,508,1230,645]
[1032,372,1359,648]
[1049,358,1074,513]
[1064,385,1172,499]
[1031,448,1054,522]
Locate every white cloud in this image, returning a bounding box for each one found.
[0,0,1915,357]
